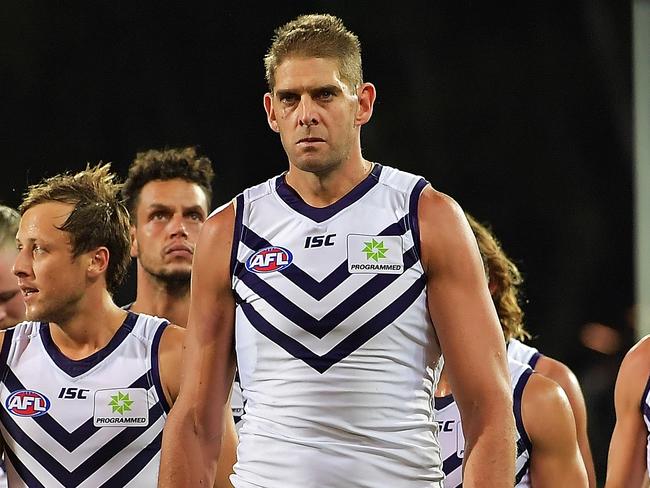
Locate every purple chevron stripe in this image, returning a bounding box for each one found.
[241,276,425,373]
[0,402,163,486]
[441,451,463,482]
[98,431,162,487]
[275,164,383,223]
[240,250,418,338]
[237,215,411,301]
[3,369,151,451]
[4,446,46,488]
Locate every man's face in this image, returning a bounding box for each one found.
[131,179,209,285]
[264,56,361,174]
[14,202,89,323]
[0,247,25,329]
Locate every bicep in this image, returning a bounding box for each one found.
[606,352,648,487]
[419,189,509,408]
[175,206,238,434]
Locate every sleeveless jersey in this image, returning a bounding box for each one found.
[642,374,650,478]
[434,358,533,487]
[0,312,170,487]
[230,164,443,487]
[508,338,542,369]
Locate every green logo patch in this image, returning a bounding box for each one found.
[362,238,388,262]
[109,391,134,415]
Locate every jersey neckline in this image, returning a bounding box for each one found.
[40,311,138,378]
[275,163,382,223]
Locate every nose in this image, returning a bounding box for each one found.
[13,249,31,279]
[298,96,319,128]
[169,214,188,239]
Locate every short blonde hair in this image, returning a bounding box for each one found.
[264,14,362,92]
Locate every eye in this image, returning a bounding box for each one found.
[279,93,298,105]
[317,90,334,100]
[187,212,204,222]
[150,211,168,221]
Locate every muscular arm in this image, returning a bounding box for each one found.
[524,373,588,487]
[535,355,596,487]
[419,188,515,488]
[605,336,650,488]
[158,204,237,487]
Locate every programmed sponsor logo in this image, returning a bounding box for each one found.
[6,390,51,417]
[93,388,149,427]
[347,235,404,274]
[245,246,293,273]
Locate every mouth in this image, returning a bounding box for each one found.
[20,286,38,299]
[164,244,194,257]
[297,137,325,145]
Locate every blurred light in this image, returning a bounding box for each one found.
[580,322,621,355]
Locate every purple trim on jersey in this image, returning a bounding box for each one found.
[408,177,428,260]
[150,320,171,414]
[40,312,138,378]
[239,249,418,339]
[4,446,46,488]
[434,394,455,410]
[230,194,245,277]
[3,368,150,451]
[0,402,164,485]
[0,327,14,381]
[237,215,412,301]
[274,164,382,223]
[640,374,650,418]
[442,452,463,488]
[528,351,541,369]
[97,431,162,488]
[240,276,426,373]
[513,368,533,454]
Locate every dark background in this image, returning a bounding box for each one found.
[1,2,634,482]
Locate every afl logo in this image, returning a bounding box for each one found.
[245,246,293,273]
[6,390,51,417]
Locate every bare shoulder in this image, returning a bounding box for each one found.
[523,372,575,438]
[202,200,236,241]
[417,186,475,272]
[535,355,581,395]
[159,323,186,352]
[524,372,571,414]
[616,335,650,397]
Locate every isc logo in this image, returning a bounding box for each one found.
[6,390,51,417]
[245,246,293,273]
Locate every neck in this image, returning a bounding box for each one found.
[286,153,372,208]
[49,288,126,360]
[130,274,190,327]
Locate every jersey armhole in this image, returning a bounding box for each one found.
[150,321,171,414]
[513,368,534,454]
[640,373,650,416]
[528,351,541,369]
[408,177,429,260]
[0,328,15,382]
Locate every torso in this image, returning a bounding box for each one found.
[0,312,170,487]
[434,357,533,488]
[230,164,443,487]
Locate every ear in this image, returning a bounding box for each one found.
[87,247,110,279]
[129,225,138,258]
[354,82,376,127]
[263,92,280,133]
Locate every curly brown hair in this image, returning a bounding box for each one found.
[20,163,131,295]
[264,14,363,93]
[466,213,530,342]
[122,146,214,223]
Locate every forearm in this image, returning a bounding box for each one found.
[159,406,223,487]
[462,412,516,488]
